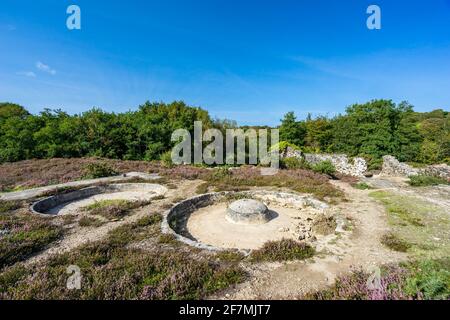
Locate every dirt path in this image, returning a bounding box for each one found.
[213,180,407,299]
[25,180,203,265]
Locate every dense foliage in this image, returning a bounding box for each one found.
[1,100,448,166]
[0,101,211,163]
[280,100,449,167]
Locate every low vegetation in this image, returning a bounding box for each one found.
[82,199,152,220]
[408,174,449,187]
[0,215,245,299]
[370,191,450,259]
[352,182,372,190]
[83,162,118,179]
[0,213,63,269]
[311,160,336,176]
[306,259,450,300]
[250,239,315,262]
[78,216,104,228]
[381,233,411,252]
[201,166,343,201]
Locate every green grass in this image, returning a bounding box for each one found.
[370,191,450,259]
[250,239,315,262]
[408,175,449,187]
[352,182,372,190]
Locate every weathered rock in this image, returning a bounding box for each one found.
[303,153,368,177]
[381,155,419,177]
[381,155,450,180]
[226,199,270,225]
[421,164,450,180]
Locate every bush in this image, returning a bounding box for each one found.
[408,175,449,187]
[160,151,174,168]
[404,259,450,300]
[381,233,411,252]
[83,162,118,179]
[250,239,315,262]
[312,160,336,176]
[280,157,311,170]
[353,182,372,190]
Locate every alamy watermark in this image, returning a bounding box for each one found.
[367,5,381,30]
[66,265,81,290]
[66,5,81,30]
[171,122,279,175]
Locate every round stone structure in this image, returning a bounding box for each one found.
[226,199,270,224]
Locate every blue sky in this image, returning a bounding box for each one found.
[1,0,450,125]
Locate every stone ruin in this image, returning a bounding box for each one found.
[381,155,450,180]
[280,147,368,177]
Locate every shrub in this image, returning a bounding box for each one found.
[78,216,104,227]
[83,162,118,179]
[160,151,174,168]
[250,239,314,262]
[381,233,411,252]
[404,259,450,300]
[408,175,449,187]
[353,182,372,190]
[312,160,336,176]
[280,157,311,170]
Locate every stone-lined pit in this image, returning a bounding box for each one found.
[31,183,167,216]
[162,190,339,251]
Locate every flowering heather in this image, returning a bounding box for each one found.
[306,260,450,300]
[202,166,343,201]
[250,239,315,262]
[0,213,63,269]
[0,215,245,300]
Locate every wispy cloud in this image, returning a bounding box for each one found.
[36,61,56,75]
[17,71,37,78]
[6,24,16,31]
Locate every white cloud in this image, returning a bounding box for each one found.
[36,61,56,75]
[6,24,16,31]
[17,71,37,78]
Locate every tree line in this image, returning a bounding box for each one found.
[280,100,449,169]
[0,100,448,168]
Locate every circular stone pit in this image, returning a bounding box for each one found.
[162,190,336,251]
[31,183,168,216]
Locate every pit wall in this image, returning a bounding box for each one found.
[381,155,450,179]
[31,183,167,215]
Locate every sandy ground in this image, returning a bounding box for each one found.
[188,203,311,250]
